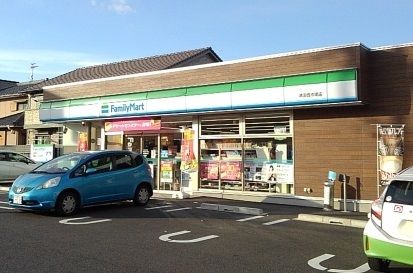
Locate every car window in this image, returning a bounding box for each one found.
[85,156,113,174]
[36,153,87,174]
[134,154,144,166]
[9,153,32,164]
[0,153,7,161]
[385,180,413,205]
[114,154,133,170]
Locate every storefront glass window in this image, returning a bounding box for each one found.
[200,139,242,190]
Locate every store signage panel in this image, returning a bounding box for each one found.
[231,87,284,108]
[146,96,186,114]
[186,92,232,111]
[69,104,100,119]
[100,101,147,117]
[327,80,357,101]
[104,118,161,132]
[284,83,328,104]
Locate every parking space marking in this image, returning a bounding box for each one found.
[164,207,192,212]
[236,215,265,222]
[0,206,14,210]
[262,219,290,225]
[59,216,112,225]
[159,230,219,243]
[308,253,370,273]
[0,201,9,204]
[145,205,173,210]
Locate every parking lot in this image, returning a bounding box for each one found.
[1,191,411,273]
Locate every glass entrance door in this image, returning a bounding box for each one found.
[124,135,159,190]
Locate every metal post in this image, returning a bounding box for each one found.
[343,174,347,212]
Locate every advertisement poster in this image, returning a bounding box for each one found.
[220,161,241,181]
[378,124,405,185]
[77,132,88,152]
[200,162,219,180]
[30,144,54,163]
[263,162,294,184]
[160,161,173,183]
[104,118,161,132]
[180,128,197,171]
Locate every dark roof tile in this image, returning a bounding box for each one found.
[0,112,24,128]
[38,47,221,88]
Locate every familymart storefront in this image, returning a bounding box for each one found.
[40,68,358,197]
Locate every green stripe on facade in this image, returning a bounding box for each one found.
[51,100,71,108]
[70,97,100,106]
[40,102,51,109]
[284,72,327,86]
[186,83,232,96]
[146,88,186,99]
[327,69,357,82]
[232,78,284,91]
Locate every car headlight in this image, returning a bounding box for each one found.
[37,177,61,189]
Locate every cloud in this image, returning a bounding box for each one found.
[91,0,136,14]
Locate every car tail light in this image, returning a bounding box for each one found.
[371,198,383,227]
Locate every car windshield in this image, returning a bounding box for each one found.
[32,153,89,174]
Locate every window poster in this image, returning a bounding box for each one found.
[200,162,219,180]
[220,161,241,181]
[181,128,197,171]
[77,132,88,152]
[160,160,173,183]
[263,162,294,184]
[378,124,405,185]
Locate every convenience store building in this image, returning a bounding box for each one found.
[39,43,413,211]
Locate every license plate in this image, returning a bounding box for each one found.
[13,195,22,204]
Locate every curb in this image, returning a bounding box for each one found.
[296,214,367,229]
[199,203,265,215]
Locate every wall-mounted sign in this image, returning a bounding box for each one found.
[101,101,146,116]
[377,124,405,186]
[104,118,161,132]
[30,144,54,163]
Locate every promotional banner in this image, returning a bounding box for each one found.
[200,162,219,180]
[180,129,197,171]
[104,118,161,132]
[263,162,294,184]
[77,132,88,152]
[220,161,242,181]
[378,124,404,185]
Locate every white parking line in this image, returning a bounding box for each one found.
[236,215,265,222]
[0,206,15,210]
[164,207,192,212]
[145,205,173,210]
[0,201,9,204]
[262,219,290,225]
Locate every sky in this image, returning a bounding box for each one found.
[1,0,412,82]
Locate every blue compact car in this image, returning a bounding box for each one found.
[8,150,153,216]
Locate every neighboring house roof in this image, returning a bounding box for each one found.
[0,80,18,91]
[0,80,46,98]
[31,47,222,89]
[0,112,24,128]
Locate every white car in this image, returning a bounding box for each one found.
[0,151,41,183]
[363,167,413,272]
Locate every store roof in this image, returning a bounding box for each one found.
[0,112,24,128]
[28,47,221,90]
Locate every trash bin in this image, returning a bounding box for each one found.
[323,171,337,211]
[323,181,334,211]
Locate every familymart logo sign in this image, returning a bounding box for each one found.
[101,101,146,116]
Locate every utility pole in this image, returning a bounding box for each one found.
[30,63,39,81]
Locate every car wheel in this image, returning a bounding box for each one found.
[367,257,390,272]
[133,184,150,206]
[56,191,79,216]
